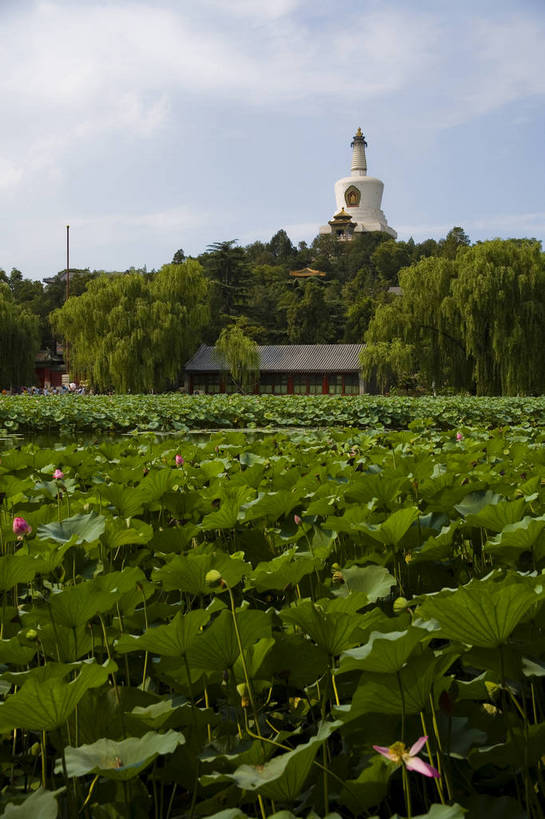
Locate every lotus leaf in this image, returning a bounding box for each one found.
[37,512,106,545]
[280,600,365,656]
[0,659,114,731]
[2,788,63,818]
[58,730,185,780]
[338,627,427,674]
[115,609,210,657]
[205,721,340,801]
[415,570,544,647]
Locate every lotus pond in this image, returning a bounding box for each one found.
[4,392,545,434]
[1,426,545,818]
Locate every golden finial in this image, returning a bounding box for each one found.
[356,127,363,137]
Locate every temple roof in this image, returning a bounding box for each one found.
[185,344,364,373]
[289,267,326,278]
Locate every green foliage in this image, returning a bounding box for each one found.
[50,261,209,392]
[0,284,40,388]
[365,238,545,394]
[2,426,545,814]
[214,323,260,393]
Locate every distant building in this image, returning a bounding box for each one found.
[320,128,396,240]
[289,267,326,279]
[184,344,367,394]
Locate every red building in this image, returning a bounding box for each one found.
[184,344,366,395]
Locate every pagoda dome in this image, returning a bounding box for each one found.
[320,129,396,239]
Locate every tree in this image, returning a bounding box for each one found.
[359,339,415,394]
[51,261,209,393]
[286,280,333,343]
[202,240,249,330]
[0,284,40,388]
[451,239,545,394]
[439,227,470,260]
[172,249,185,264]
[214,322,260,393]
[363,239,545,395]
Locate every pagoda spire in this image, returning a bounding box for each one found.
[350,127,367,177]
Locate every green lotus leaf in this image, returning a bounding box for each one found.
[336,651,456,720]
[360,506,420,546]
[486,516,545,560]
[116,609,211,657]
[0,636,36,666]
[96,484,145,517]
[100,517,154,551]
[339,755,392,814]
[240,490,301,524]
[0,659,115,731]
[152,552,250,594]
[233,637,275,683]
[268,633,329,688]
[188,608,271,672]
[2,787,64,818]
[465,498,526,532]
[206,721,340,802]
[469,720,545,769]
[415,570,544,647]
[332,565,395,601]
[455,490,503,518]
[93,566,147,594]
[129,697,217,731]
[344,474,409,506]
[410,522,459,563]
[338,627,427,675]
[37,512,106,545]
[280,600,364,656]
[47,581,120,628]
[138,468,179,506]
[0,554,40,591]
[200,486,256,530]
[248,549,315,592]
[391,806,466,819]
[57,729,185,780]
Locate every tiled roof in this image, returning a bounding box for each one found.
[185,344,364,373]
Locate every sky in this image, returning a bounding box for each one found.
[1,0,544,279]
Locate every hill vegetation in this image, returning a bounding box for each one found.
[1,227,544,394]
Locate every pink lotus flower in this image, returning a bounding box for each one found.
[294,514,302,526]
[456,432,463,441]
[12,517,32,538]
[53,469,64,480]
[373,736,439,778]
[175,454,184,466]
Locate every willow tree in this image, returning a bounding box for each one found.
[0,284,40,388]
[451,240,545,394]
[214,323,260,393]
[364,257,472,391]
[363,239,545,395]
[51,261,209,393]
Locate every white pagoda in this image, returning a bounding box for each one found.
[320,128,396,240]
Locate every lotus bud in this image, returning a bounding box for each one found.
[30,742,41,757]
[205,569,222,587]
[294,514,302,526]
[393,596,409,614]
[332,570,344,584]
[175,454,184,466]
[456,432,463,441]
[12,517,32,538]
[53,469,64,480]
[237,683,250,708]
[25,628,38,641]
